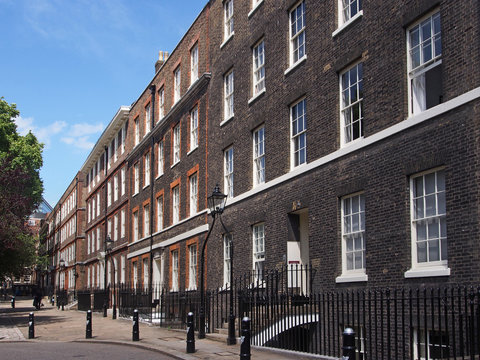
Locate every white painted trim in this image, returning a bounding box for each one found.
[248,0,264,18]
[284,55,307,76]
[226,87,480,209]
[248,88,266,105]
[220,32,234,49]
[220,114,234,127]
[332,10,363,38]
[335,273,368,283]
[404,267,450,278]
[127,219,208,259]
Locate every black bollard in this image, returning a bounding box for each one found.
[28,312,34,339]
[239,317,251,360]
[86,310,92,339]
[186,312,195,353]
[11,296,15,308]
[342,327,356,360]
[132,309,139,341]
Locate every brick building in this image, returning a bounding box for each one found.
[125,5,211,293]
[80,107,130,291]
[203,0,480,291]
[41,172,85,297]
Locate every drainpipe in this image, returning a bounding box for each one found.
[148,84,156,305]
[103,146,108,316]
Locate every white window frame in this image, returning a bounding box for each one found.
[144,153,150,188]
[145,102,151,136]
[144,204,150,237]
[339,193,366,279]
[188,244,197,290]
[224,0,234,41]
[171,250,179,292]
[413,328,450,360]
[114,213,118,242]
[156,196,163,232]
[113,174,118,202]
[253,126,265,186]
[174,67,181,103]
[340,62,363,146]
[133,261,138,288]
[158,87,165,120]
[96,228,100,252]
[223,233,232,286]
[121,167,126,196]
[172,186,180,224]
[224,70,234,120]
[190,43,199,85]
[289,1,306,67]
[173,124,181,165]
[157,140,164,177]
[189,173,198,216]
[143,258,149,289]
[134,117,139,146]
[407,11,442,116]
[224,147,234,198]
[253,223,265,283]
[252,40,265,96]
[290,98,307,169]
[133,211,139,242]
[190,106,198,151]
[406,168,448,277]
[107,180,112,207]
[338,0,362,27]
[120,255,125,284]
[134,163,140,195]
[121,209,125,238]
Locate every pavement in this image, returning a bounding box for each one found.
[0,298,330,360]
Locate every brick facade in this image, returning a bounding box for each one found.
[44,1,480,298]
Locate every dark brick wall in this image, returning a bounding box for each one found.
[203,0,480,290]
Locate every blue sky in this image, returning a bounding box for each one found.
[1,0,206,207]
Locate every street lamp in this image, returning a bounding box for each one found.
[103,235,113,318]
[199,185,227,339]
[59,259,65,310]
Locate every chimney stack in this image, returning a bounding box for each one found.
[155,51,169,73]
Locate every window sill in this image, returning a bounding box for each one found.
[335,273,368,283]
[132,192,139,198]
[187,147,197,156]
[143,184,150,190]
[341,136,364,149]
[220,33,234,49]
[248,0,264,18]
[171,161,179,169]
[248,88,266,105]
[332,11,363,38]
[404,266,450,278]
[220,115,234,127]
[156,173,163,180]
[284,55,307,76]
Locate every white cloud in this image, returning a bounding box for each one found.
[69,123,104,137]
[61,136,95,151]
[14,116,66,147]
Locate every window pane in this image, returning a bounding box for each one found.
[428,239,440,261]
[417,241,427,262]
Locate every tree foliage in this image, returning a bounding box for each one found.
[0,97,44,279]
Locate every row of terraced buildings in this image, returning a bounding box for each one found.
[39,1,480,358]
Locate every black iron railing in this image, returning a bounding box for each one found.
[76,265,480,359]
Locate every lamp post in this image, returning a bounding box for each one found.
[198,185,227,339]
[59,259,65,310]
[103,235,113,318]
[227,237,236,345]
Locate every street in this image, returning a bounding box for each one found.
[1,342,177,359]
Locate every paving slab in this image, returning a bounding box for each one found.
[0,299,332,360]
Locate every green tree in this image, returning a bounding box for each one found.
[0,97,44,280]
